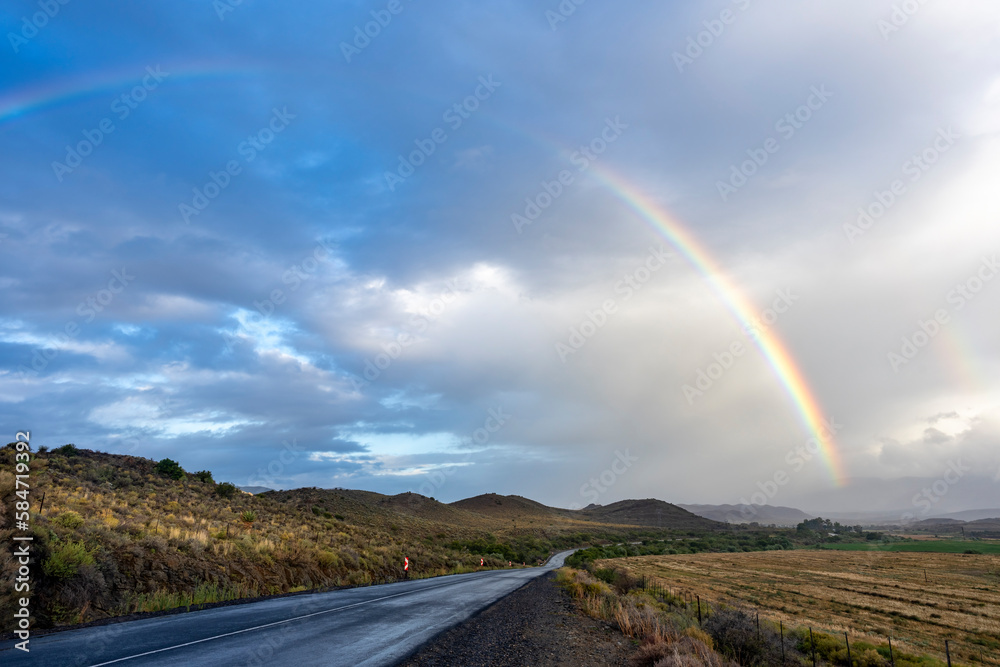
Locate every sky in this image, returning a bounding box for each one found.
[2,0,999,516]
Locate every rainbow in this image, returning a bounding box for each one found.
[0,62,261,126]
[590,165,847,485]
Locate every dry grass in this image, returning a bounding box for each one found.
[603,550,1000,665]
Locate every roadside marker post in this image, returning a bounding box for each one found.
[404,556,409,579]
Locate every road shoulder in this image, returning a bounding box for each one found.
[396,571,632,667]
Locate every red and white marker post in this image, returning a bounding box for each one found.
[404,556,409,578]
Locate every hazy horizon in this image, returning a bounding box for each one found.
[3,1,999,516]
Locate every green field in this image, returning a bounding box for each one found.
[819,539,1000,554]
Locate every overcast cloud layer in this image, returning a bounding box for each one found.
[2,0,999,516]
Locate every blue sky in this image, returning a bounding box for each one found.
[2,0,999,513]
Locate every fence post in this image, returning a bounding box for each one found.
[697,595,702,625]
[845,632,851,664]
[945,640,952,667]
[888,636,895,666]
[809,628,817,667]
[780,622,785,663]
[756,611,760,642]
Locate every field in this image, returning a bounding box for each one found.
[602,549,1000,665]
[822,540,1000,554]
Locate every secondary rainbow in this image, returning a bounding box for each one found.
[592,165,847,485]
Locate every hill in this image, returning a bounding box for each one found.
[679,503,813,527]
[452,494,720,531]
[0,444,723,632]
[930,508,1000,522]
[450,493,571,521]
[579,499,721,530]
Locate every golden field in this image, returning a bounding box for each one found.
[600,549,1000,665]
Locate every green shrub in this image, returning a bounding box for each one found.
[54,510,85,529]
[215,482,238,498]
[43,541,95,578]
[193,470,214,483]
[53,444,79,456]
[155,458,185,480]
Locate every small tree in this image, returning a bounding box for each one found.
[53,444,79,456]
[193,470,214,484]
[155,458,185,480]
[215,482,238,498]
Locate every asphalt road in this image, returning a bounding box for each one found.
[0,550,574,667]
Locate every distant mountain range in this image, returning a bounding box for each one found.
[679,504,814,527]
[239,485,274,495]
[678,503,1000,528]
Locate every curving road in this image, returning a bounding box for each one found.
[0,550,574,667]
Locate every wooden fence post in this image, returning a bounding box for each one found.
[809,628,817,667]
[780,622,785,663]
[845,632,852,664]
[888,636,895,666]
[697,595,702,625]
[945,640,952,667]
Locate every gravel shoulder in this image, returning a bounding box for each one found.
[396,571,633,667]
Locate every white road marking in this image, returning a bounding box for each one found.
[87,569,533,666]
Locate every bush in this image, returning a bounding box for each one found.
[53,444,79,456]
[193,470,214,483]
[43,541,95,578]
[155,458,185,480]
[54,510,85,529]
[215,482,238,498]
[703,608,797,666]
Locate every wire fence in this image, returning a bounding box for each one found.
[636,575,995,666]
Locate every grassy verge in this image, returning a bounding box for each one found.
[558,565,958,666]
